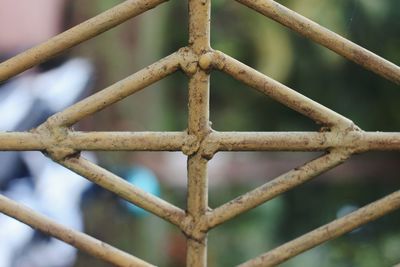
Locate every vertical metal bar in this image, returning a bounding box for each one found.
[187,0,211,266]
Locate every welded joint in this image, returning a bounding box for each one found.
[180,213,210,242]
[199,133,219,160]
[328,118,361,134]
[198,52,214,72]
[211,50,228,71]
[327,125,364,154]
[182,132,201,156]
[182,129,219,159]
[178,47,217,76]
[33,121,78,161]
[178,47,199,76]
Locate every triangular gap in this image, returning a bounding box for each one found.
[0,150,149,266]
[210,70,318,131]
[235,0,400,85]
[211,0,295,83]
[208,151,323,209]
[81,154,183,266]
[207,151,323,266]
[208,193,285,266]
[78,71,188,132]
[72,0,174,82]
[0,0,170,82]
[93,150,187,217]
[211,0,400,132]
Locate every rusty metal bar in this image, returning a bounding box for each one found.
[0,0,168,82]
[68,131,186,151]
[2,131,400,152]
[235,0,400,85]
[185,0,212,265]
[59,156,186,227]
[46,52,181,127]
[355,132,400,152]
[0,132,44,150]
[206,151,350,229]
[0,194,154,267]
[212,51,356,130]
[238,190,400,267]
[208,131,400,152]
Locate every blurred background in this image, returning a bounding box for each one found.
[1,0,400,266]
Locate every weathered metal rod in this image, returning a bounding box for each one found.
[0,0,168,82]
[186,0,212,265]
[46,52,181,127]
[0,195,154,267]
[1,131,400,152]
[0,132,43,150]
[69,131,186,151]
[235,0,400,84]
[206,151,350,229]
[238,189,400,267]
[209,131,400,152]
[60,156,186,227]
[213,51,356,130]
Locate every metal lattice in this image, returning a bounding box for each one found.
[1,0,400,266]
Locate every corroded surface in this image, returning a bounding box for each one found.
[0,0,399,266]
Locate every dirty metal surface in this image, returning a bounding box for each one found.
[0,0,400,266]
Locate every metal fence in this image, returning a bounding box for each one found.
[1,0,400,266]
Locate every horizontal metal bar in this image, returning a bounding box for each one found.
[238,189,400,267]
[60,156,186,227]
[208,131,400,152]
[206,151,350,229]
[0,194,154,267]
[235,0,400,85]
[0,0,168,82]
[213,51,355,130]
[0,132,43,150]
[68,131,186,151]
[46,52,181,127]
[356,132,400,152]
[209,131,333,151]
[1,131,400,152]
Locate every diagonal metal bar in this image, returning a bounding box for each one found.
[0,0,168,82]
[213,51,356,130]
[0,194,154,267]
[238,190,400,267]
[206,150,350,229]
[45,52,181,127]
[235,0,400,85]
[59,156,186,227]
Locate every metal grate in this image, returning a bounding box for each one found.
[1,0,400,266]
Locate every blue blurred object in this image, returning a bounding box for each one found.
[121,167,161,216]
